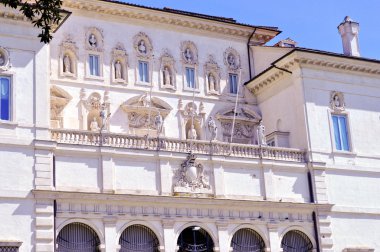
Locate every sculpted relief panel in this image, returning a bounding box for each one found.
[0,47,10,71]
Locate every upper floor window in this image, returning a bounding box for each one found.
[138,61,149,83]
[89,55,100,76]
[0,76,11,121]
[185,67,195,89]
[332,114,350,151]
[229,74,238,94]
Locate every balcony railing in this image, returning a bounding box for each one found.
[50,129,306,162]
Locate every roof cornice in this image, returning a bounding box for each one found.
[246,50,380,95]
[63,0,279,41]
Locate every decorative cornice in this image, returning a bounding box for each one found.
[62,0,277,41]
[247,51,380,95]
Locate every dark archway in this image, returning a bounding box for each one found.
[281,230,313,252]
[119,224,159,252]
[177,226,214,252]
[231,228,265,252]
[57,222,100,252]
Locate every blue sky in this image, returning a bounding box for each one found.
[120,0,380,59]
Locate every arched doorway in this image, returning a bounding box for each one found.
[177,226,214,252]
[119,224,160,252]
[281,230,313,252]
[230,228,265,252]
[57,222,100,252]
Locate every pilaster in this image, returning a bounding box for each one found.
[103,216,117,252]
[35,200,54,252]
[267,222,281,252]
[216,221,229,252]
[162,219,174,252]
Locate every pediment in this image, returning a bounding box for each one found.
[216,106,261,124]
[121,93,173,117]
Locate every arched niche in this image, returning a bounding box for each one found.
[185,118,202,140]
[78,90,110,131]
[160,49,176,90]
[59,34,78,78]
[57,222,101,252]
[178,101,205,140]
[111,43,128,84]
[50,85,72,128]
[120,93,173,137]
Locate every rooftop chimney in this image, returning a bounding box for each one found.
[338,16,360,57]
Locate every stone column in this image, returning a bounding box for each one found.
[216,221,229,252]
[162,219,175,252]
[267,222,281,252]
[103,216,117,252]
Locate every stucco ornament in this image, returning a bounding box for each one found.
[85,27,104,51]
[0,47,10,71]
[111,43,128,83]
[224,47,240,71]
[174,153,210,193]
[133,32,153,59]
[181,41,198,65]
[60,34,78,78]
[160,49,176,89]
[330,91,345,111]
[204,55,220,95]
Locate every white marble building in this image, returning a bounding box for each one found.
[0,1,379,251]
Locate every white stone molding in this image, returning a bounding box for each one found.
[224,47,240,72]
[173,153,212,195]
[79,89,110,131]
[50,85,72,129]
[133,32,154,86]
[59,34,78,79]
[35,200,55,252]
[159,49,176,90]
[181,41,199,92]
[120,93,173,136]
[204,55,221,95]
[216,106,261,144]
[330,91,345,112]
[111,43,128,84]
[343,248,375,252]
[179,102,205,140]
[0,46,11,72]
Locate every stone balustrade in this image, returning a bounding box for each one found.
[50,129,306,162]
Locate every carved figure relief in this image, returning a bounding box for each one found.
[133,32,153,59]
[111,43,128,83]
[204,55,221,95]
[181,41,198,65]
[207,116,218,141]
[216,106,261,144]
[257,120,267,146]
[50,85,72,128]
[79,90,110,131]
[224,47,241,71]
[160,49,176,90]
[0,47,10,71]
[85,27,104,51]
[121,93,172,136]
[330,91,345,111]
[173,153,211,194]
[180,102,206,140]
[60,34,78,78]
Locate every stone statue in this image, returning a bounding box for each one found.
[163,67,171,85]
[63,55,71,73]
[227,53,235,67]
[184,48,192,62]
[138,93,151,107]
[89,34,97,47]
[90,117,99,131]
[207,116,217,141]
[333,95,340,107]
[0,53,4,66]
[188,124,197,140]
[138,40,147,54]
[115,60,122,79]
[99,104,110,131]
[154,112,163,134]
[257,121,267,146]
[208,74,216,92]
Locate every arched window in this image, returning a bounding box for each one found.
[231,228,265,252]
[57,222,100,252]
[281,230,313,252]
[177,226,214,252]
[119,224,159,252]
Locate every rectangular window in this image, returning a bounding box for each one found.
[0,76,11,121]
[185,67,195,89]
[89,55,100,76]
[332,114,350,151]
[229,74,238,94]
[139,61,149,82]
